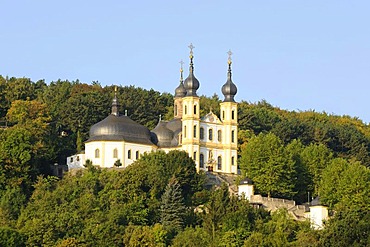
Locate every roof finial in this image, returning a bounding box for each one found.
[188,43,195,66]
[179,60,184,83]
[227,49,233,65]
[111,85,119,116]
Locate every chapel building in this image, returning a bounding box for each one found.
[67,45,239,174]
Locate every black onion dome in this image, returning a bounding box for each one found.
[184,45,200,96]
[222,62,237,102]
[175,82,186,97]
[151,121,174,147]
[87,115,153,145]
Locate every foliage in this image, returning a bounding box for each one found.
[240,133,296,198]
[160,178,187,234]
[0,226,25,247]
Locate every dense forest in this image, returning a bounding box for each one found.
[0,75,369,246]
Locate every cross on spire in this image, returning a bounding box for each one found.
[188,43,195,56]
[227,49,233,64]
[179,60,184,72]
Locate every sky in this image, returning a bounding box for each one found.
[1,1,370,122]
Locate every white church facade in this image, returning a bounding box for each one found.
[67,45,239,174]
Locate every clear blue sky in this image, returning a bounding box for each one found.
[1,1,370,122]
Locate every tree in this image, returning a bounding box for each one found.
[319,206,370,247]
[0,227,25,247]
[160,178,187,234]
[240,133,296,198]
[319,158,370,210]
[171,227,210,247]
[300,143,333,197]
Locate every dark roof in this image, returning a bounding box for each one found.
[151,118,182,148]
[239,177,254,185]
[221,62,237,102]
[310,196,323,206]
[87,114,154,145]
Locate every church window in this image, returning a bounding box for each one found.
[193,125,197,138]
[200,127,204,140]
[70,157,73,162]
[222,111,225,120]
[179,133,182,144]
[184,126,187,138]
[185,105,187,115]
[128,150,131,159]
[231,156,235,166]
[200,153,204,168]
[217,156,222,170]
[209,129,213,141]
[193,151,197,160]
[232,110,235,120]
[136,151,139,159]
[194,104,197,115]
[95,149,100,158]
[77,156,80,161]
[174,104,178,116]
[113,148,118,158]
[218,130,222,142]
[231,130,235,143]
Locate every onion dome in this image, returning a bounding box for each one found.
[184,43,200,96]
[151,118,174,147]
[221,50,238,102]
[174,61,186,97]
[86,87,153,145]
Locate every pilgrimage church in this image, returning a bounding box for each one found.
[67,44,239,174]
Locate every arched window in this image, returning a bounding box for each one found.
[136,151,139,159]
[217,156,222,170]
[231,156,235,166]
[222,111,225,120]
[200,153,204,168]
[178,133,182,144]
[200,127,204,140]
[184,125,187,138]
[232,110,235,120]
[174,104,178,116]
[95,149,100,158]
[193,151,197,161]
[128,150,131,159]
[194,104,197,114]
[209,129,213,141]
[218,130,222,142]
[193,125,197,138]
[231,130,235,143]
[184,105,187,115]
[113,148,118,158]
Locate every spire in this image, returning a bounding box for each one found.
[184,43,200,96]
[111,86,120,116]
[175,60,186,97]
[222,50,238,102]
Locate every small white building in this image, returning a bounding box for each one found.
[307,197,329,230]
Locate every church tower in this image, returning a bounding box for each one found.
[181,43,201,171]
[174,61,186,119]
[220,50,238,173]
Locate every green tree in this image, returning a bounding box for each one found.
[319,158,370,210]
[171,227,210,247]
[0,226,25,247]
[240,133,296,198]
[160,178,187,234]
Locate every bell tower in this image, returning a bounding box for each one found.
[220,50,238,174]
[181,43,201,171]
